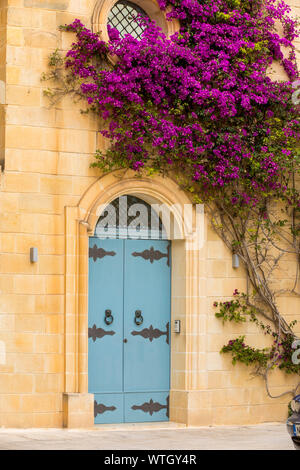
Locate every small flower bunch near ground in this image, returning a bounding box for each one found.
[214,291,300,376]
[221,336,270,368]
[270,327,300,375]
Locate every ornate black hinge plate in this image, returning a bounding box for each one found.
[88,324,116,342]
[132,245,170,267]
[89,244,116,262]
[131,322,169,345]
[94,400,116,418]
[132,395,169,418]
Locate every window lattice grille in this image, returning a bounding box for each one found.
[95,196,167,239]
[107,0,148,40]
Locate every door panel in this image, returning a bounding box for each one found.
[94,393,124,424]
[88,238,171,424]
[88,238,124,394]
[124,392,169,423]
[123,240,171,393]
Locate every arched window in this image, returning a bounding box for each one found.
[94,195,167,239]
[107,0,149,39]
[92,0,179,44]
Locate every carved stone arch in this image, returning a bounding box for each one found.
[91,0,180,42]
[78,171,195,238]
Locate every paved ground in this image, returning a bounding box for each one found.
[0,422,295,450]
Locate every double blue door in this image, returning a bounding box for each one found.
[88,238,171,424]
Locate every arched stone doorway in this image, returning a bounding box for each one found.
[63,171,206,428]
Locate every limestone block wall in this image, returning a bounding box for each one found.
[0,1,6,168]
[0,0,298,428]
[170,218,300,426]
[0,0,100,428]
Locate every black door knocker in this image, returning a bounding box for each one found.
[134,310,143,326]
[105,309,114,325]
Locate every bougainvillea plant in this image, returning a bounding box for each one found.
[43,0,300,397]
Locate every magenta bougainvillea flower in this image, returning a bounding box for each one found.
[60,0,299,207]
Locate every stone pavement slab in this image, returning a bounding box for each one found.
[0,422,295,450]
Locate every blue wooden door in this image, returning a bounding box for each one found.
[88,238,171,424]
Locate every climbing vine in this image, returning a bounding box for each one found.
[214,290,300,395]
[42,0,300,397]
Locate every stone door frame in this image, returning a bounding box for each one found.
[63,171,205,427]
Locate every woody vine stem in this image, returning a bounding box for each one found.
[42,0,300,399]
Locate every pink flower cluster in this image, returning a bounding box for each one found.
[61,0,299,206]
